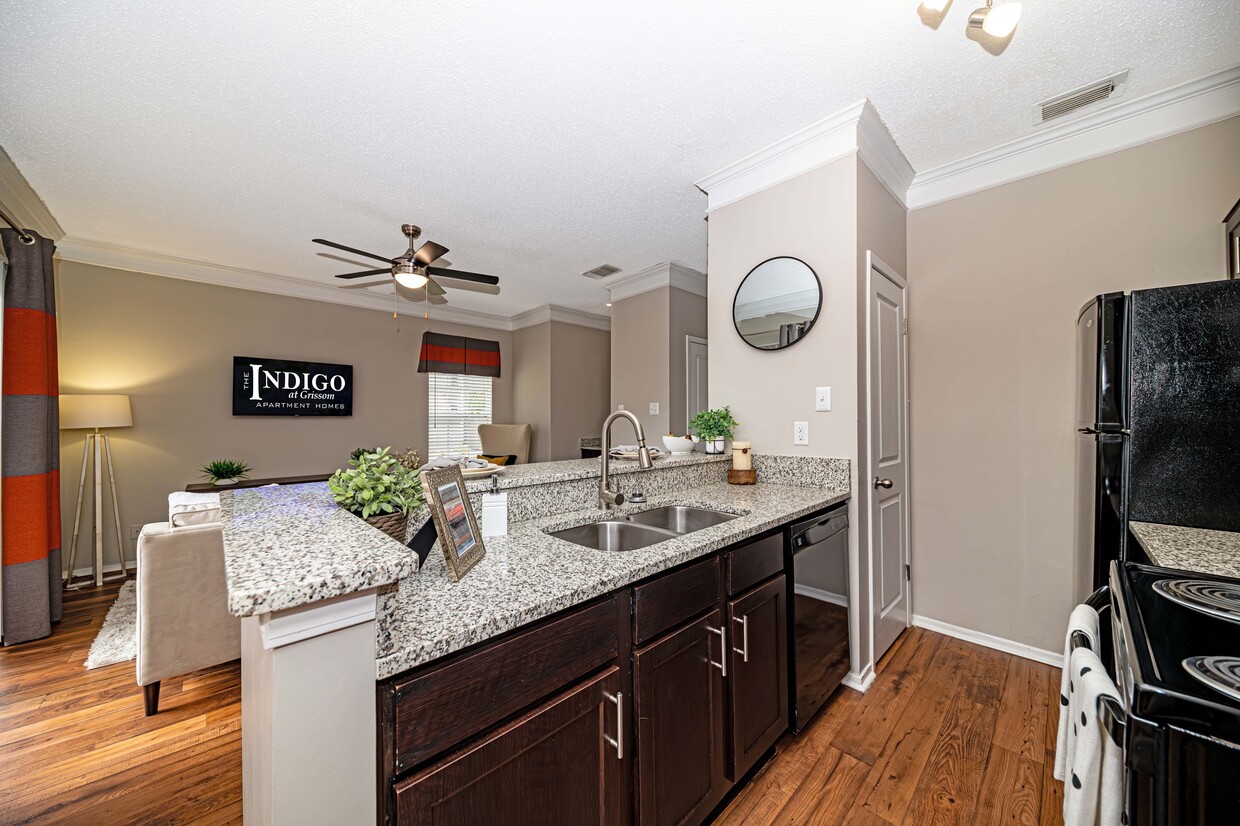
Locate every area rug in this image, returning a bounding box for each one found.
[84,580,137,669]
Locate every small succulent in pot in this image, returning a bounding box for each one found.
[328,447,425,542]
[350,446,380,462]
[688,406,740,454]
[200,458,253,486]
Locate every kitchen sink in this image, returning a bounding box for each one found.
[548,520,679,552]
[548,505,741,551]
[625,505,740,533]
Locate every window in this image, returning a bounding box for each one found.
[428,373,492,458]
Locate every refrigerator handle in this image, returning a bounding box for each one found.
[1078,427,1099,434]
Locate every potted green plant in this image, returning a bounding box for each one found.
[200,458,253,486]
[688,406,739,454]
[328,447,424,542]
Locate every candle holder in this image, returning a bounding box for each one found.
[729,441,756,485]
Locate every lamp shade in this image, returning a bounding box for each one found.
[59,395,133,430]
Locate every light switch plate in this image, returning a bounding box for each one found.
[794,421,809,445]
[815,387,831,412]
[648,402,660,416]
[617,404,624,410]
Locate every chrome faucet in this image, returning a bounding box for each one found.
[599,410,653,509]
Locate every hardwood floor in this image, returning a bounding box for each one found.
[0,581,242,825]
[716,627,1064,826]
[0,586,1060,825]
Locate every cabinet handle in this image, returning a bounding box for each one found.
[707,625,727,677]
[603,691,623,760]
[733,615,749,663]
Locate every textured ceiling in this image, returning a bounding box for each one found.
[2,1,1237,317]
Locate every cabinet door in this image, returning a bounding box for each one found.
[727,576,788,781]
[634,609,729,826]
[393,667,624,825]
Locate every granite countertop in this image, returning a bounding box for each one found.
[1129,520,1240,579]
[376,479,849,680]
[219,483,418,617]
[463,453,726,493]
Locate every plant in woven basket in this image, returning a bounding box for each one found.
[329,447,424,520]
[200,458,253,484]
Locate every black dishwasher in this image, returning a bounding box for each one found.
[785,503,850,734]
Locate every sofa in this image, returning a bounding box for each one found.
[135,492,240,715]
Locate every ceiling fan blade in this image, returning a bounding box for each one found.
[414,240,449,266]
[440,279,501,296]
[317,251,381,268]
[337,280,391,290]
[426,277,447,297]
[313,239,393,265]
[425,265,499,286]
[333,268,392,279]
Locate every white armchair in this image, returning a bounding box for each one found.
[135,493,240,715]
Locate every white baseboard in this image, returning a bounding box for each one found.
[64,561,130,582]
[912,615,1061,668]
[793,583,849,609]
[842,664,875,692]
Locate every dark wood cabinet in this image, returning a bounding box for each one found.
[393,667,625,825]
[633,609,729,826]
[1226,197,1240,280]
[726,576,789,781]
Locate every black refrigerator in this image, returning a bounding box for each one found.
[1074,279,1240,603]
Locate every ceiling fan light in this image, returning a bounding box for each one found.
[395,270,428,290]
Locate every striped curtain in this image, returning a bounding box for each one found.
[1,229,62,645]
[417,332,501,377]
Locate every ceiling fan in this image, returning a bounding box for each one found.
[313,224,500,304]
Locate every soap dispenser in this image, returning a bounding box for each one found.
[481,474,508,537]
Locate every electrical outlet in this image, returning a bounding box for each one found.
[648,402,660,416]
[815,386,831,412]
[794,421,809,445]
[130,524,143,540]
[617,404,624,410]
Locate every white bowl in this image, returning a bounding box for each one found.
[662,435,697,455]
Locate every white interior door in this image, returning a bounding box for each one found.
[685,336,708,431]
[867,254,910,662]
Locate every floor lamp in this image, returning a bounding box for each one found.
[60,395,133,588]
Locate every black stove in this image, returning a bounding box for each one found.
[1108,561,1240,825]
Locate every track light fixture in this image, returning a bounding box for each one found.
[968,0,1022,38]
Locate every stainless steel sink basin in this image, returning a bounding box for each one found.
[548,505,740,551]
[625,505,740,533]
[548,520,679,551]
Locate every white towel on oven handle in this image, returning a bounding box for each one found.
[1055,604,1100,781]
[1060,646,1123,826]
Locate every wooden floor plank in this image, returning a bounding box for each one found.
[0,580,241,825]
[974,745,1042,825]
[993,656,1052,762]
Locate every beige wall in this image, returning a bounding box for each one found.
[548,321,611,460]
[706,154,874,673]
[610,287,672,436]
[511,320,611,462]
[907,116,1240,653]
[511,322,552,462]
[56,261,514,573]
[667,287,707,435]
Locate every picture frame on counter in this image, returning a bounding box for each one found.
[423,465,486,582]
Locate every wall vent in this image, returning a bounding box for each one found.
[581,264,621,280]
[1034,71,1128,126]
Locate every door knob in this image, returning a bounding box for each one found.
[874,477,893,489]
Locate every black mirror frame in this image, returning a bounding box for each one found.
[732,256,823,352]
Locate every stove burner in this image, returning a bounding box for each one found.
[1153,579,1240,623]
[1183,656,1240,704]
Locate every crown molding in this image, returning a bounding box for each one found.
[606,261,707,302]
[694,98,912,213]
[906,64,1240,210]
[510,304,611,332]
[54,236,517,332]
[0,147,65,241]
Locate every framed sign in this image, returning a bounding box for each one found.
[424,465,486,581]
[233,356,353,416]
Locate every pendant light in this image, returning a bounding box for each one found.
[968,0,1022,37]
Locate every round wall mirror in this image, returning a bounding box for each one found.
[732,257,822,351]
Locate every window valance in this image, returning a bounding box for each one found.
[417,332,501,378]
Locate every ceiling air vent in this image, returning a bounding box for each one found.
[581,264,621,280]
[1034,71,1127,126]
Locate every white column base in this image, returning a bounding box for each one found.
[242,589,378,825]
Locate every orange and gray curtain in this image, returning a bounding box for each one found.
[1,229,62,645]
[417,332,501,377]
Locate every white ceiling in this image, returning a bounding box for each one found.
[2,1,1237,319]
